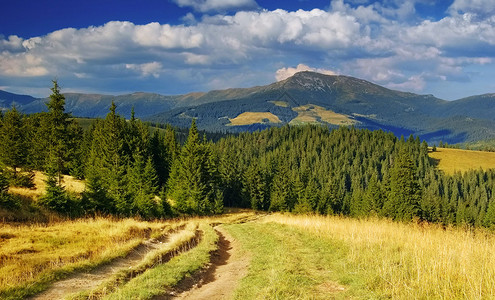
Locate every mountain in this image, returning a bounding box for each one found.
[146,72,495,144]
[0,90,39,108]
[1,71,495,144]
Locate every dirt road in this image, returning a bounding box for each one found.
[31,229,187,300]
[171,226,249,300]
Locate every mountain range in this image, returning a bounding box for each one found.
[1,71,495,144]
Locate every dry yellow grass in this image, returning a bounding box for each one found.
[265,213,495,299]
[290,104,357,126]
[268,100,290,107]
[429,147,495,174]
[0,210,256,298]
[0,218,173,297]
[8,171,85,199]
[228,112,282,126]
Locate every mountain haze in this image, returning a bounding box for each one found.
[1,72,494,144]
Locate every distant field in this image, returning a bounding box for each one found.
[290,104,357,126]
[268,100,290,107]
[228,112,282,126]
[429,148,495,174]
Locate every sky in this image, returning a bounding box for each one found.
[0,0,494,100]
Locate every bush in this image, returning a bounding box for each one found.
[0,172,20,209]
[5,169,35,188]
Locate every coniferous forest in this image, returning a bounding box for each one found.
[2,81,495,227]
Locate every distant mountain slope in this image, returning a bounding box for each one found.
[1,71,494,144]
[0,90,39,108]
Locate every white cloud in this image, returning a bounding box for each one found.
[126,62,163,78]
[386,74,426,92]
[275,64,337,81]
[172,0,258,13]
[0,52,48,77]
[0,3,495,99]
[448,0,495,17]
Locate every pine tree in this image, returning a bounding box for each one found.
[128,154,160,218]
[384,148,421,221]
[46,80,72,185]
[269,164,295,212]
[39,168,71,214]
[0,106,27,180]
[167,119,223,215]
[0,169,19,209]
[483,197,495,227]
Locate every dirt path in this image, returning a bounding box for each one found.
[31,229,188,300]
[170,226,250,300]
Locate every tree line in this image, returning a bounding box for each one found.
[2,82,495,227]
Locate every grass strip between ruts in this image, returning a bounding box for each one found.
[99,222,218,300]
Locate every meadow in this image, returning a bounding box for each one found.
[226,213,495,299]
[3,211,495,299]
[429,147,495,174]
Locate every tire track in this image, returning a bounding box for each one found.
[30,227,201,300]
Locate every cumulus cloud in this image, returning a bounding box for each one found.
[0,1,494,99]
[126,62,163,78]
[172,0,258,13]
[448,0,495,17]
[275,64,337,81]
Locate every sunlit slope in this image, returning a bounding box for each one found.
[429,148,495,174]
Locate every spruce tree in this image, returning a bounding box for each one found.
[384,148,421,221]
[167,119,223,215]
[46,80,71,185]
[0,106,27,180]
[127,154,160,218]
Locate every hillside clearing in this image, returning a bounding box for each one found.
[290,104,357,126]
[8,171,85,200]
[429,147,495,174]
[228,112,282,126]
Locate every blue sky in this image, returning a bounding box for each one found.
[0,0,494,100]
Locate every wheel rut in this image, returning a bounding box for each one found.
[162,226,250,300]
[30,227,199,300]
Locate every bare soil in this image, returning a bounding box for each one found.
[30,229,187,300]
[166,226,250,300]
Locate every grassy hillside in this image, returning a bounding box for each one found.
[229,214,495,299]
[429,148,495,174]
[3,212,495,299]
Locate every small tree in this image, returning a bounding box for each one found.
[38,169,71,214]
[0,170,19,209]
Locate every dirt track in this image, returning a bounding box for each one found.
[31,229,186,300]
[169,226,249,300]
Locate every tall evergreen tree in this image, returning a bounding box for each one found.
[384,148,421,221]
[46,80,72,185]
[167,119,223,215]
[0,106,27,179]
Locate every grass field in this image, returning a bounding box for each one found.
[224,213,495,299]
[429,147,495,174]
[228,112,282,126]
[0,218,174,299]
[290,104,357,126]
[3,211,495,299]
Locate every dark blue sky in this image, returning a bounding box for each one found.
[0,0,493,100]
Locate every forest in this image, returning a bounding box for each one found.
[2,81,495,227]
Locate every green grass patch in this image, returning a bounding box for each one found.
[224,222,374,299]
[100,222,218,299]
